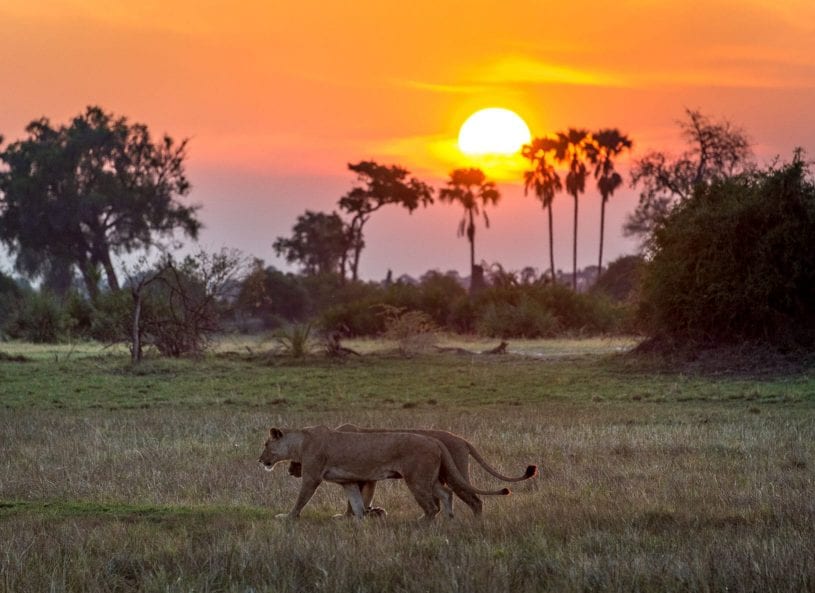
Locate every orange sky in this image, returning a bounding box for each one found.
[1,0,814,278]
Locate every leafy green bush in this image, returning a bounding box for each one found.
[477,295,557,338]
[236,263,309,328]
[592,255,643,302]
[5,291,70,342]
[640,154,815,347]
[0,272,24,335]
[89,290,132,343]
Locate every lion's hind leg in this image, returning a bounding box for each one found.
[404,478,441,521]
[433,481,455,518]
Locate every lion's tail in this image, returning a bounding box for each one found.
[439,443,510,496]
[466,442,538,482]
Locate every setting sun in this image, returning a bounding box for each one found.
[458,108,532,156]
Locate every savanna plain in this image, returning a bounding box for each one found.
[1,337,814,593]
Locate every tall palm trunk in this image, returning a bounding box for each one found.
[467,209,476,277]
[572,193,578,291]
[547,203,556,283]
[598,195,607,274]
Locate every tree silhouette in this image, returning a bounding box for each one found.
[585,129,633,273]
[338,161,433,281]
[626,109,751,241]
[438,168,501,286]
[273,210,351,277]
[0,106,199,298]
[522,137,562,283]
[554,129,591,290]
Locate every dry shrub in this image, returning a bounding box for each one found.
[378,304,438,355]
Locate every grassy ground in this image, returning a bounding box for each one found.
[1,338,814,592]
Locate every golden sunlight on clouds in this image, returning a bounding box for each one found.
[476,56,623,87]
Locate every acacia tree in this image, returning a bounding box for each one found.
[438,168,501,287]
[554,129,591,290]
[522,137,562,282]
[338,161,433,281]
[585,129,633,272]
[273,210,351,277]
[625,109,751,241]
[0,106,200,297]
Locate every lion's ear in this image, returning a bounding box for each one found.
[269,427,283,439]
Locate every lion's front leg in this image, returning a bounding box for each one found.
[287,477,321,518]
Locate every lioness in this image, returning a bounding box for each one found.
[288,423,537,515]
[258,425,510,520]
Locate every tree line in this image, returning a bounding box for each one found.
[4,105,808,355]
[274,129,635,293]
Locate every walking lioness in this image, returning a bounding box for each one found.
[287,423,538,515]
[258,425,510,520]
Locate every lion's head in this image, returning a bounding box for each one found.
[258,427,289,471]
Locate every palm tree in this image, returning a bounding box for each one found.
[522,137,562,283]
[554,129,590,290]
[586,129,633,273]
[438,168,501,287]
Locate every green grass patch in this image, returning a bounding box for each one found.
[0,499,276,522]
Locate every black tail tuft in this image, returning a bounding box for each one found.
[501,488,511,495]
[525,465,538,478]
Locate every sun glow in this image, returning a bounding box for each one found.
[458,108,532,156]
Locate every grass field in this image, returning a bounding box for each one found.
[1,338,814,592]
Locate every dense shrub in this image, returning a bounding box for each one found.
[309,270,631,338]
[640,155,815,347]
[5,291,71,342]
[236,263,309,328]
[89,290,132,343]
[477,295,557,338]
[471,282,627,336]
[592,255,643,302]
[0,272,24,334]
[316,280,387,335]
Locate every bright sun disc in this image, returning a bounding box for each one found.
[458,108,532,156]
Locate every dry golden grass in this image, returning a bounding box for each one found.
[2,399,814,592]
[1,338,814,591]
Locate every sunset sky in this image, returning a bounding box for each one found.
[1,0,814,280]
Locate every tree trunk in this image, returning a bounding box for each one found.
[350,222,364,282]
[547,203,556,283]
[598,195,607,278]
[77,257,99,300]
[131,288,143,364]
[339,251,347,285]
[98,248,120,292]
[572,193,578,291]
[467,209,476,279]
[352,243,362,281]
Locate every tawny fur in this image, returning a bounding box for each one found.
[259,425,510,520]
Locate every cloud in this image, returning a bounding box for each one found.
[476,56,625,88]
[395,56,624,96]
[397,80,490,95]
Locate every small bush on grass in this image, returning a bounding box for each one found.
[275,324,313,358]
[379,305,437,355]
